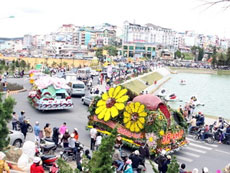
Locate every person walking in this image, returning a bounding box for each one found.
[34,121,41,145]
[52,127,60,146]
[115,134,123,152]
[21,120,29,139]
[139,143,150,165]
[95,132,102,150]
[11,112,18,130]
[112,144,124,172]
[59,122,67,136]
[154,150,167,173]
[18,111,25,129]
[90,125,97,150]
[129,150,144,172]
[44,123,52,138]
[61,130,70,148]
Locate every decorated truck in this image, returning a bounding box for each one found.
[87,85,188,154]
[28,76,73,110]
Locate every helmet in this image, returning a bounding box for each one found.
[202,167,208,173]
[33,157,41,163]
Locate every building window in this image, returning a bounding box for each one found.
[123,46,128,50]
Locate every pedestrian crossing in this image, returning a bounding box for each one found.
[173,136,219,163]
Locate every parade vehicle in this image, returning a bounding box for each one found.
[28,76,73,111]
[87,86,188,155]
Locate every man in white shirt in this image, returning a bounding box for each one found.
[90,125,97,150]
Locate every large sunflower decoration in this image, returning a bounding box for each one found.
[123,102,147,133]
[95,86,129,121]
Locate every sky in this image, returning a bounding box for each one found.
[1,0,230,38]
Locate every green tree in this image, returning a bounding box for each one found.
[57,158,80,173]
[191,46,198,56]
[0,94,16,150]
[226,47,230,66]
[15,60,20,67]
[63,62,68,67]
[4,65,9,71]
[20,60,26,69]
[89,128,117,173]
[212,46,217,68]
[10,64,16,73]
[96,48,103,62]
[0,60,6,66]
[218,53,225,66]
[167,156,179,173]
[198,48,204,61]
[104,46,118,56]
[52,61,57,67]
[26,63,31,70]
[175,50,182,59]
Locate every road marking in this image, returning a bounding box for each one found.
[189,143,212,150]
[181,152,200,158]
[185,146,206,154]
[174,155,193,162]
[215,149,230,155]
[187,138,219,147]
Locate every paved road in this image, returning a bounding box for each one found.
[6,77,230,172]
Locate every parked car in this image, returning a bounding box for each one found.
[9,130,24,148]
[81,95,99,106]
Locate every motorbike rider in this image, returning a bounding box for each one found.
[188,116,197,133]
[30,157,44,173]
[222,124,230,141]
[201,125,209,141]
[196,113,205,126]
[129,150,145,173]
[69,133,76,153]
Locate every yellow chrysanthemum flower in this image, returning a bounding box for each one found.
[95,86,128,121]
[123,102,147,133]
[159,130,165,136]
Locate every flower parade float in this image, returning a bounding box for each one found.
[87,85,188,155]
[28,76,73,111]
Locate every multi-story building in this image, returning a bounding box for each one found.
[23,34,33,49]
[122,21,175,58]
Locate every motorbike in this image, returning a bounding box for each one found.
[15,119,33,133]
[35,148,58,171]
[60,141,83,161]
[40,138,57,155]
[189,126,200,135]
[193,128,215,144]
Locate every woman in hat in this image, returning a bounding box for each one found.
[73,128,79,141]
[30,157,44,173]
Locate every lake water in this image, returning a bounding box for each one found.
[159,73,230,119]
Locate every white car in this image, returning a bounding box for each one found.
[68,80,86,96]
[81,95,99,106]
[9,130,24,148]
